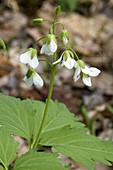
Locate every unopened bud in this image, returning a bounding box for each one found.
[33,18,44,24]
[61,30,69,40]
[55,6,61,16]
[77,60,85,69]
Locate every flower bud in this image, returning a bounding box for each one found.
[77,60,85,69]
[61,30,69,45]
[26,68,34,78]
[41,34,57,56]
[33,18,44,24]
[55,6,61,16]
[45,34,57,44]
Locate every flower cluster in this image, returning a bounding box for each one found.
[19,48,43,87]
[19,18,100,87]
[52,49,100,86]
[19,34,57,87]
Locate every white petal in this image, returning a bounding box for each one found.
[82,65,90,75]
[33,73,44,87]
[63,36,68,45]
[19,51,31,64]
[29,55,39,69]
[74,60,78,68]
[40,44,46,54]
[52,56,63,65]
[82,75,92,86]
[89,67,101,77]
[40,44,53,56]
[23,76,33,87]
[62,57,75,69]
[73,65,81,80]
[74,75,80,82]
[48,41,57,53]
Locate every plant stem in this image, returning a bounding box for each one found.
[58,45,79,60]
[39,59,53,68]
[55,22,65,29]
[33,15,57,148]
[43,19,53,23]
[33,36,46,49]
[33,64,56,148]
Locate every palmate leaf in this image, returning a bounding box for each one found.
[31,99,83,142]
[13,149,66,170]
[0,94,35,142]
[40,126,113,170]
[0,131,18,169]
[0,93,82,144]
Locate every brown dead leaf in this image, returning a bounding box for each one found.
[0,56,14,77]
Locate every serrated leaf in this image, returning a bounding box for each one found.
[13,149,66,170]
[0,93,83,145]
[0,94,35,142]
[0,131,18,169]
[30,99,83,143]
[40,126,113,170]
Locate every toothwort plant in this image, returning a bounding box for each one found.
[0,6,113,170]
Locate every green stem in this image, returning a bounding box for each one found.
[33,36,46,49]
[49,22,65,34]
[33,14,57,148]
[39,59,53,68]
[43,19,53,23]
[55,22,65,29]
[56,36,63,42]
[33,64,56,148]
[58,45,79,60]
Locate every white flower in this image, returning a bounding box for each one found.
[61,29,69,45]
[73,61,101,86]
[19,48,39,69]
[63,36,68,45]
[24,68,43,87]
[53,50,77,69]
[40,34,57,56]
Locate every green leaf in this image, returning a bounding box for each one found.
[0,94,36,142]
[81,105,92,130]
[13,149,66,170]
[0,131,18,169]
[0,94,82,145]
[40,126,113,170]
[59,0,79,11]
[0,38,6,55]
[8,0,11,7]
[107,104,113,114]
[31,99,83,143]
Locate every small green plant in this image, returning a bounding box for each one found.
[0,38,6,55]
[0,6,113,170]
[107,104,113,114]
[81,105,96,135]
[59,0,80,11]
